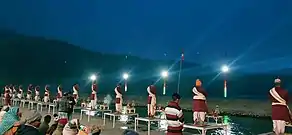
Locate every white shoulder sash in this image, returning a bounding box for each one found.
[270,87,286,106]
[193,87,206,100]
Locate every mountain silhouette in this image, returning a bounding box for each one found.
[1,29,291,98]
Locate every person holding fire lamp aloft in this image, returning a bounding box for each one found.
[44,85,50,103]
[90,80,97,110]
[72,83,79,103]
[192,79,208,126]
[56,84,63,101]
[26,84,33,100]
[17,85,23,99]
[114,83,123,113]
[34,85,40,101]
[147,82,157,118]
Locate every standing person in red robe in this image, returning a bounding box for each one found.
[3,85,8,97]
[27,84,33,100]
[56,85,63,101]
[269,78,291,135]
[12,85,17,99]
[34,86,40,101]
[72,83,79,103]
[115,83,123,113]
[90,81,97,110]
[17,85,23,99]
[147,82,156,118]
[8,84,13,98]
[192,79,208,126]
[4,87,11,106]
[44,85,50,103]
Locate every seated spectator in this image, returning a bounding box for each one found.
[123,129,139,135]
[16,110,42,135]
[39,115,51,135]
[0,107,21,135]
[91,125,101,135]
[52,118,68,135]
[78,125,101,135]
[0,106,10,123]
[62,119,80,135]
[46,114,59,135]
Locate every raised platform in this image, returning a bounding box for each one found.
[48,104,57,114]
[103,112,139,128]
[80,109,113,122]
[183,123,228,135]
[20,99,29,108]
[134,117,163,135]
[28,101,38,109]
[37,102,49,112]
[206,115,224,124]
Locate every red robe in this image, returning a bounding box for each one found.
[27,85,33,94]
[35,86,40,95]
[73,84,79,99]
[4,90,11,105]
[115,86,122,104]
[56,85,62,99]
[269,86,291,122]
[148,85,156,104]
[44,85,50,96]
[90,84,97,100]
[193,86,208,112]
[18,86,23,94]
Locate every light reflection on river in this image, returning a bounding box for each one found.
[134,107,272,135]
[83,106,273,134]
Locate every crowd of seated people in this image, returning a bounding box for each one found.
[0,106,102,135]
[0,105,141,135]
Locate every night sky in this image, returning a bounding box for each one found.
[0,0,292,73]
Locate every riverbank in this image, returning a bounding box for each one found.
[95,95,280,118]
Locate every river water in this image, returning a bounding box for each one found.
[132,107,273,135]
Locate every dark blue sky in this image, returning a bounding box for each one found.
[0,0,292,72]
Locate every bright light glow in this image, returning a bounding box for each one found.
[90,75,97,81]
[221,65,229,73]
[123,73,129,80]
[161,70,168,78]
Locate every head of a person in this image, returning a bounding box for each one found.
[68,119,80,130]
[57,118,68,129]
[196,79,202,87]
[63,92,69,97]
[43,114,51,124]
[172,93,181,103]
[25,110,42,128]
[274,78,281,87]
[1,106,10,112]
[53,114,59,123]
[122,130,139,135]
[90,125,101,135]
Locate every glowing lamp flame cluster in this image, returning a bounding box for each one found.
[90,75,97,81]
[221,65,229,73]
